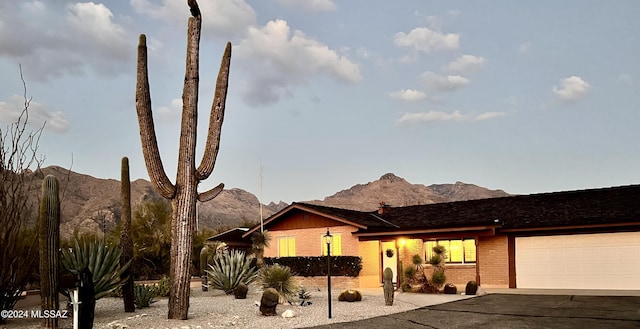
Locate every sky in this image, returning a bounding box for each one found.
[1,0,639,205]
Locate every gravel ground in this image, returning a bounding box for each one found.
[5,286,417,329]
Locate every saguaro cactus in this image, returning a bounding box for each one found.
[38,175,60,328]
[120,157,135,312]
[135,0,230,319]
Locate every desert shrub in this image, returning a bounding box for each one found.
[206,250,258,294]
[134,284,156,308]
[412,254,423,268]
[258,264,299,302]
[431,270,446,287]
[60,237,131,300]
[151,275,170,297]
[403,266,416,279]
[263,256,362,277]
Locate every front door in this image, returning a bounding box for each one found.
[381,241,397,284]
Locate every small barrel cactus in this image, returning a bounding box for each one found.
[338,289,362,302]
[465,281,478,295]
[383,267,394,306]
[444,283,457,294]
[260,288,279,316]
[234,283,248,299]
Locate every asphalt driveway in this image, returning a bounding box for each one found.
[306,294,640,329]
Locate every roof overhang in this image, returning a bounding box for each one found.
[498,221,640,234]
[353,225,498,238]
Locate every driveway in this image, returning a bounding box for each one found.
[306,294,640,329]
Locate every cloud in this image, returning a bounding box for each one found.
[0,95,69,133]
[131,0,256,38]
[421,71,469,91]
[394,27,459,54]
[397,110,504,124]
[235,19,361,106]
[0,1,132,81]
[518,42,532,54]
[276,0,337,11]
[553,76,590,101]
[446,54,486,72]
[388,89,427,102]
[157,98,182,122]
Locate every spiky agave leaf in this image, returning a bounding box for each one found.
[60,238,132,300]
[258,264,299,302]
[206,249,258,294]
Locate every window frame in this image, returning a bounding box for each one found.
[424,238,476,265]
[278,236,296,257]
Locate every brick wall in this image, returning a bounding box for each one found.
[423,265,476,288]
[478,235,509,288]
[295,276,360,291]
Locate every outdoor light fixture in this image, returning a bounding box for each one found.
[324,228,333,319]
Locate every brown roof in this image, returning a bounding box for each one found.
[363,184,640,234]
[246,185,640,237]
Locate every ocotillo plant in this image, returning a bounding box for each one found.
[38,175,60,329]
[120,157,135,312]
[135,0,230,319]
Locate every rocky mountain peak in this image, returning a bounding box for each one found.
[379,173,405,183]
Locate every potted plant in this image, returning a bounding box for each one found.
[386,248,395,258]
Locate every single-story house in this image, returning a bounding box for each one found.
[241,184,640,290]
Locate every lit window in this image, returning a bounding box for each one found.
[321,233,342,256]
[278,237,296,257]
[424,239,476,264]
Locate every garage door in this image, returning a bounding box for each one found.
[516,232,640,289]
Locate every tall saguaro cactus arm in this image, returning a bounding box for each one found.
[136,34,176,199]
[134,0,232,320]
[196,42,231,180]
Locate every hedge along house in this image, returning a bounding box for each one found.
[242,184,640,290]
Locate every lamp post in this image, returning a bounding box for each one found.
[324,229,333,319]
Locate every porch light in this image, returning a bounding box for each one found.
[324,228,333,319]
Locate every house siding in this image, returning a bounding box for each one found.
[265,225,359,257]
[478,235,510,288]
[358,240,381,288]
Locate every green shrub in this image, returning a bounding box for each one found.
[206,250,258,294]
[403,266,416,279]
[60,237,131,300]
[431,270,446,287]
[151,275,170,297]
[134,284,156,308]
[264,256,362,277]
[258,264,299,302]
[412,254,423,267]
[428,255,442,266]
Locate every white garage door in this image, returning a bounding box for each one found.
[516,232,640,290]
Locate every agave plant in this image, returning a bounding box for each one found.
[206,249,258,294]
[60,237,132,300]
[258,264,299,302]
[134,284,157,308]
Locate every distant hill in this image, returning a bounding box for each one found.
[307,173,510,211]
[23,168,508,239]
[25,166,285,240]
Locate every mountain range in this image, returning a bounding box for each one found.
[24,167,509,239]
